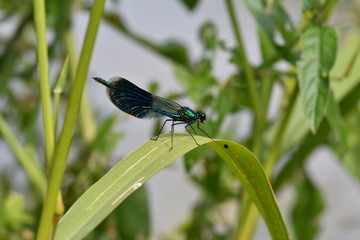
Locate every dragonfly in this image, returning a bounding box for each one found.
[93,76,212,150]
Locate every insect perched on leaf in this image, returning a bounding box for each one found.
[93,77,212,150]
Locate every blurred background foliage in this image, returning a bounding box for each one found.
[1,0,360,239]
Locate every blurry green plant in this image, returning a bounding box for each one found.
[1,0,360,239]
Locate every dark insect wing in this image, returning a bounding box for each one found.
[103,77,181,119]
[105,77,153,118]
[150,95,183,118]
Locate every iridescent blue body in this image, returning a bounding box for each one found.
[93,77,212,150]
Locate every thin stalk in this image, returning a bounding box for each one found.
[225,0,265,156]
[65,31,97,143]
[0,115,47,197]
[264,84,299,174]
[36,1,105,239]
[33,0,55,165]
[225,0,264,123]
[321,0,337,23]
[225,1,268,239]
[53,57,69,136]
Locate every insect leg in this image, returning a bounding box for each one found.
[185,124,200,146]
[188,124,197,135]
[151,119,173,141]
[197,121,214,141]
[170,120,175,151]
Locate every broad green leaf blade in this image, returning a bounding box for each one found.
[55,133,289,240]
[297,25,337,133]
[209,141,289,240]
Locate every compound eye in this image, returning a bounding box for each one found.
[200,113,206,123]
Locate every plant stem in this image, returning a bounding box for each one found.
[53,57,69,136]
[225,0,265,153]
[0,115,47,197]
[264,84,299,174]
[36,1,105,239]
[225,1,268,239]
[65,31,97,143]
[33,0,55,165]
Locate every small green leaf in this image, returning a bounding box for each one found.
[325,91,347,146]
[173,64,215,103]
[258,27,277,61]
[156,41,190,67]
[4,193,34,229]
[53,56,70,134]
[55,133,289,240]
[178,0,200,10]
[103,12,190,67]
[53,56,69,93]
[244,0,296,43]
[199,21,219,51]
[90,115,123,155]
[336,111,360,182]
[301,0,318,11]
[297,25,337,132]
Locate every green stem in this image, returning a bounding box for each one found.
[264,84,299,174]
[65,31,97,143]
[53,57,69,136]
[321,0,337,23]
[225,0,265,155]
[33,0,55,165]
[36,1,105,239]
[0,115,47,197]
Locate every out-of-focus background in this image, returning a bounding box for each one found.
[1,0,360,239]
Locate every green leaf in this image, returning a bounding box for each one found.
[199,21,219,51]
[55,133,289,240]
[90,115,124,155]
[291,169,324,240]
[325,91,347,146]
[178,0,200,10]
[156,41,190,67]
[301,0,318,11]
[4,193,34,229]
[244,0,295,43]
[173,64,216,103]
[265,33,360,156]
[258,27,277,61]
[53,56,70,134]
[336,110,360,182]
[103,12,190,67]
[297,25,337,133]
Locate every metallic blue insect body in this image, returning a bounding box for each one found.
[93,77,212,150]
